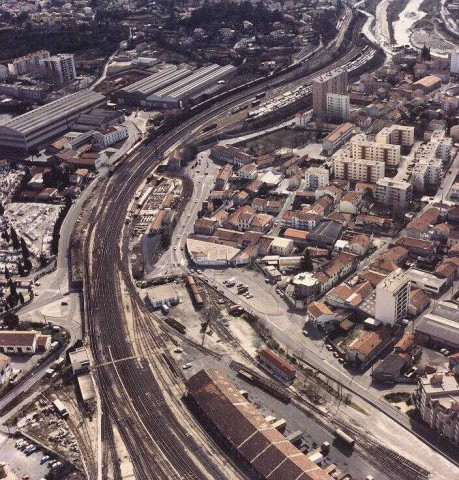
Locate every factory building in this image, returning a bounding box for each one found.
[0,89,105,152]
[116,66,192,107]
[146,64,237,109]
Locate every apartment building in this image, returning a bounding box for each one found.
[8,50,50,75]
[429,129,452,162]
[333,152,385,183]
[322,122,354,155]
[416,372,459,445]
[375,268,410,325]
[375,177,413,210]
[304,167,329,190]
[326,93,350,121]
[375,125,415,148]
[41,53,77,86]
[0,65,7,80]
[312,68,348,119]
[450,51,459,74]
[350,134,401,167]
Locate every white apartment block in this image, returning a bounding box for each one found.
[41,54,77,86]
[375,268,410,325]
[375,177,412,209]
[351,134,401,167]
[304,167,329,190]
[416,373,459,445]
[429,129,452,162]
[375,125,415,147]
[450,51,459,74]
[8,50,50,76]
[326,93,350,121]
[333,151,385,183]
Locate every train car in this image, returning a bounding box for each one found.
[202,123,217,133]
[186,275,204,308]
[53,399,69,418]
[334,428,355,447]
[255,91,266,99]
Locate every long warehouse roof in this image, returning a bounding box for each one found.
[119,65,191,96]
[151,64,236,101]
[187,369,332,480]
[0,89,105,136]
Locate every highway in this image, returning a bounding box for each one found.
[80,8,391,479]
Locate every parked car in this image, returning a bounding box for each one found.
[182,363,192,370]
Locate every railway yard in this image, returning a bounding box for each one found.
[1,3,459,480]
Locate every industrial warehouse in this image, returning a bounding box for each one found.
[116,65,192,107]
[0,89,105,151]
[186,369,333,480]
[118,63,237,109]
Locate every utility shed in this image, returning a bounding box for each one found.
[77,373,96,402]
[147,283,179,309]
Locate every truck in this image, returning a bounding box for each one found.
[271,418,286,432]
[161,304,170,315]
[286,430,303,445]
[237,286,248,294]
[334,428,355,447]
[307,451,323,465]
[226,277,236,287]
[53,399,69,418]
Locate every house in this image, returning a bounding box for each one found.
[395,237,436,258]
[0,331,51,355]
[194,217,218,236]
[283,228,309,246]
[0,353,11,385]
[346,234,371,256]
[371,353,412,384]
[408,288,431,316]
[270,237,294,256]
[447,229,459,248]
[394,333,414,353]
[210,145,253,167]
[281,210,320,231]
[370,246,408,274]
[339,191,363,214]
[250,213,273,233]
[346,327,392,369]
[93,125,128,149]
[215,165,233,190]
[307,301,337,330]
[258,347,296,382]
[238,163,258,180]
[355,214,393,234]
[405,208,440,239]
[69,347,90,375]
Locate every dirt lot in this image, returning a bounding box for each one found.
[237,127,315,156]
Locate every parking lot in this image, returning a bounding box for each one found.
[0,434,52,479]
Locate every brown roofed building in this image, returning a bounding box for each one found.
[395,237,436,258]
[186,369,333,480]
[347,327,392,368]
[259,347,296,382]
[0,331,51,355]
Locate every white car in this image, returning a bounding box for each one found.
[173,246,177,251]
[182,363,192,370]
[174,347,183,353]
[246,294,253,299]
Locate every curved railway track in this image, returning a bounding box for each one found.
[82,13,380,478]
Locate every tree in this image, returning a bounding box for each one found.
[421,44,431,61]
[4,266,10,280]
[17,263,25,277]
[3,312,19,329]
[18,292,24,305]
[301,248,313,272]
[20,238,30,259]
[161,232,171,249]
[1,229,9,243]
[10,227,19,250]
[0,202,4,216]
[23,258,32,272]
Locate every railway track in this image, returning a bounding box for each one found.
[81,12,381,478]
